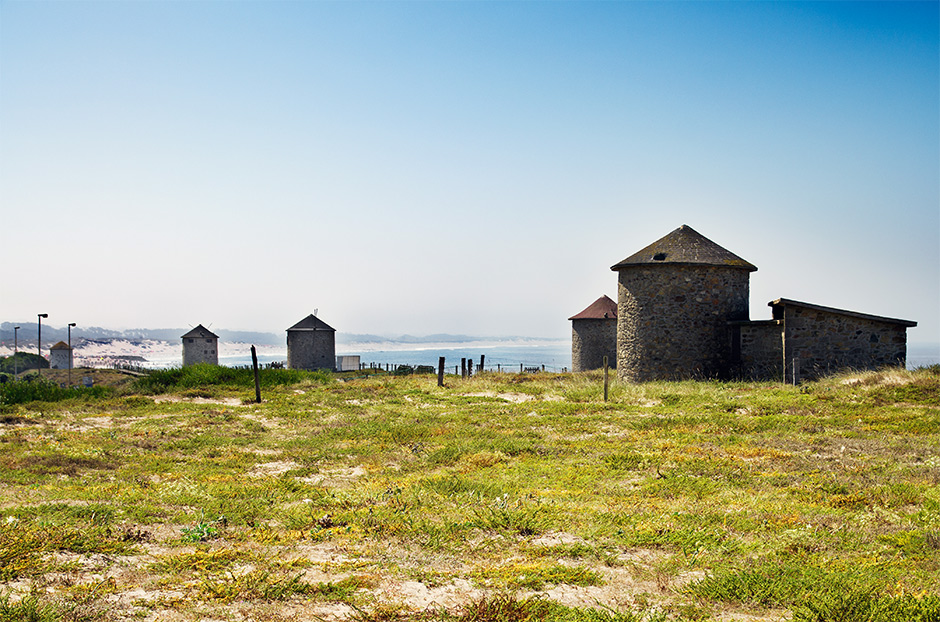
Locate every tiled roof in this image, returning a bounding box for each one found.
[611,225,757,272]
[181,324,219,339]
[50,341,71,350]
[287,314,336,332]
[770,298,917,327]
[569,295,618,320]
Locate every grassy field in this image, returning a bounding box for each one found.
[0,365,938,621]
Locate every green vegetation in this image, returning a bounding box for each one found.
[0,364,937,620]
[0,379,113,408]
[132,362,331,394]
[0,352,48,374]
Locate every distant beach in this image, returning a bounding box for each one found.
[2,339,936,373]
[136,340,573,372]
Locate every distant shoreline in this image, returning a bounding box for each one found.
[1,338,936,372]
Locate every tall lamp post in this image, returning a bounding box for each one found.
[37,314,48,378]
[68,322,76,387]
[13,326,20,379]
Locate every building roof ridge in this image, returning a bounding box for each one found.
[611,224,757,272]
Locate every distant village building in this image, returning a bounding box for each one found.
[587,224,917,382]
[336,355,361,372]
[569,295,618,372]
[287,314,336,371]
[49,341,73,370]
[182,325,219,366]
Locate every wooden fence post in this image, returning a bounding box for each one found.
[251,345,262,404]
[480,355,485,373]
[461,358,467,378]
[438,357,445,387]
[792,357,800,385]
[468,359,473,377]
[603,356,609,402]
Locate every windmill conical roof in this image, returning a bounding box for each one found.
[287,314,336,332]
[611,225,756,272]
[569,295,618,320]
[181,324,218,339]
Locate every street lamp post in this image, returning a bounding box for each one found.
[37,314,48,378]
[68,322,76,387]
[13,326,20,379]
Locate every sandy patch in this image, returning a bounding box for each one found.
[241,413,280,428]
[376,578,482,610]
[295,542,353,565]
[465,392,536,403]
[530,532,587,547]
[298,466,367,487]
[249,461,301,478]
[64,416,115,432]
[153,396,245,406]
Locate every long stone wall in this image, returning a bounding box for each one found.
[571,319,617,372]
[781,306,909,380]
[617,265,750,381]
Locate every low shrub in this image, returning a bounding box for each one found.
[132,364,330,394]
[794,591,940,622]
[0,380,112,407]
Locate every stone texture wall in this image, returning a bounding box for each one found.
[49,349,72,370]
[781,306,908,380]
[571,318,617,372]
[287,331,336,371]
[183,337,218,366]
[617,265,750,381]
[734,321,783,380]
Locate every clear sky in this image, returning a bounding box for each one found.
[2,1,938,343]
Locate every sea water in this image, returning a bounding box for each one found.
[216,342,573,372]
[90,340,940,372]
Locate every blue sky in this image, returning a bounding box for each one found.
[2,1,937,343]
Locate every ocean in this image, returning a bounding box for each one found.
[72,340,939,373]
[215,342,573,372]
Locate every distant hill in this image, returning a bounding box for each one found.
[1,322,558,348]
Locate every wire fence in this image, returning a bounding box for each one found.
[354,358,569,376]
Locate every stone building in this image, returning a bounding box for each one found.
[611,225,756,381]
[598,225,916,382]
[287,314,336,371]
[182,325,219,366]
[49,341,73,370]
[732,299,917,382]
[569,295,618,372]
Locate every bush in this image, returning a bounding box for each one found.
[794,591,940,622]
[132,364,331,394]
[0,353,48,374]
[0,380,112,407]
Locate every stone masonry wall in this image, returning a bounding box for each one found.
[782,306,908,380]
[571,318,617,372]
[735,322,783,380]
[617,265,750,381]
[183,338,218,366]
[287,331,336,371]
